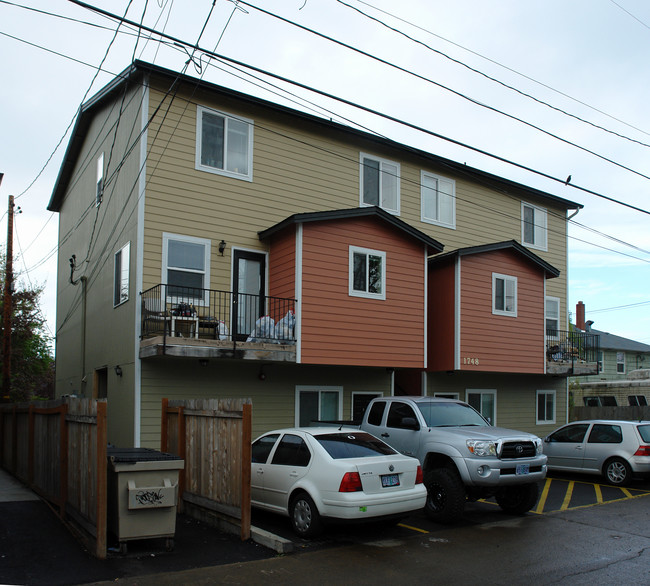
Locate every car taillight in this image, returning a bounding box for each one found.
[339,471,363,492]
[415,465,423,485]
[633,445,650,457]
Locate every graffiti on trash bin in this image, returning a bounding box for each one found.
[135,489,165,506]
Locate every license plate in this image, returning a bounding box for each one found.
[516,464,530,475]
[381,474,400,487]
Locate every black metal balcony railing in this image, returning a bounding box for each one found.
[546,329,599,365]
[141,284,297,344]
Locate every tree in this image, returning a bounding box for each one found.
[0,251,54,402]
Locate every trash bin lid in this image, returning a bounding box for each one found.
[107,447,182,463]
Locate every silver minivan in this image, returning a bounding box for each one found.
[543,420,650,486]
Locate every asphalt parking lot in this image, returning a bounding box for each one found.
[251,471,650,550]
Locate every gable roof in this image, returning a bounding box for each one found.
[48,60,584,213]
[578,328,650,352]
[258,206,444,255]
[428,240,560,278]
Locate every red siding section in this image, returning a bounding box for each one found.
[267,228,296,301]
[428,258,457,371]
[459,251,545,374]
[297,217,426,367]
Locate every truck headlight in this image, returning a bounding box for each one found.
[534,438,543,455]
[467,440,496,457]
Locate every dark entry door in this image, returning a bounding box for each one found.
[233,250,266,341]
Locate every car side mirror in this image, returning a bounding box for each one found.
[401,417,420,431]
[544,436,550,443]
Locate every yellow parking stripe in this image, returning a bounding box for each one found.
[621,488,633,498]
[398,523,429,534]
[560,481,575,510]
[594,483,603,504]
[533,478,552,514]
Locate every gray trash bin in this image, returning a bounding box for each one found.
[107,447,184,554]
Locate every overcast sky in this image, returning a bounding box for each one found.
[1,0,649,347]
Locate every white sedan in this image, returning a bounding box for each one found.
[251,427,426,537]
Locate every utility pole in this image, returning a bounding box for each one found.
[2,191,13,401]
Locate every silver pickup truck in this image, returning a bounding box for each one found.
[354,396,547,522]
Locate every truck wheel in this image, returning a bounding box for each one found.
[424,468,465,523]
[496,483,539,515]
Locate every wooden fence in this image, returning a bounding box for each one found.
[571,405,650,421]
[0,398,107,559]
[161,397,252,540]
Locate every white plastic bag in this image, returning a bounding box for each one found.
[275,309,296,342]
[246,316,276,343]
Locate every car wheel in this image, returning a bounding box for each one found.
[289,492,323,538]
[496,482,539,515]
[604,458,632,486]
[424,467,465,524]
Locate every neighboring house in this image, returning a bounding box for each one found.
[47,61,597,448]
[571,301,650,406]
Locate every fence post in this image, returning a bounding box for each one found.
[10,404,17,475]
[27,404,34,486]
[160,397,169,453]
[59,402,68,516]
[95,401,107,559]
[177,405,186,513]
[240,403,251,541]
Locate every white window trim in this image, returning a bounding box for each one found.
[295,386,343,427]
[359,152,400,215]
[466,389,497,425]
[349,245,387,300]
[492,273,517,317]
[96,152,104,207]
[113,241,130,307]
[420,170,456,229]
[521,201,548,251]
[545,296,560,337]
[195,105,254,181]
[536,390,556,425]
[161,232,211,306]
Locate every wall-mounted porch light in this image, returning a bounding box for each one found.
[114,365,123,377]
[219,240,226,255]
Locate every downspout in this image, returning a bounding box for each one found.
[80,276,87,395]
[565,207,580,423]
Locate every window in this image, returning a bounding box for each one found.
[96,152,104,206]
[386,402,419,429]
[545,297,560,336]
[492,273,517,316]
[597,350,603,374]
[360,153,400,214]
[583,396,617,406]
[628,395,648,406]
[113,242,130,307]
[296,386,342,427]
[271,435,311,467]
[536,390,556,424]
[588,424,622,444]
[349,246,386,300]
[522,202,547,250]
[196,105,253,180]
[251,434,279,463]
[366,401,386,427]
[162,233,210,304]
[616,352,625,374]
[466,389,496,424]
[421,171,455,228]
[433,393,459,399]
[548,423,589,443]
[351,392,381,423]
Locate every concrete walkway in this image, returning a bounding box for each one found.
[0,466,39,502]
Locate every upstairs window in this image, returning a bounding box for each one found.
[349,246,386,300]
[162,233,210,304]
[421,171,455,228]
[616,352,625,374]
[196,105,253,181]
[360,153,400,214]
[492,273,517,317]
[522,202,547,251]
[545,296,560,336]
[113,242,130,307]
[96,152,104,207]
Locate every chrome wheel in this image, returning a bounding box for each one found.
[605,458,632,486]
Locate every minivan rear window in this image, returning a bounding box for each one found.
[316,432,396,459]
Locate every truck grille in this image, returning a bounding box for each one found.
[500,441,536,459]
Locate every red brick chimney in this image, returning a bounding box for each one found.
[576,301,586,330]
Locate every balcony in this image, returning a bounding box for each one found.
[546,329,599,376]
[139,284,297,362]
